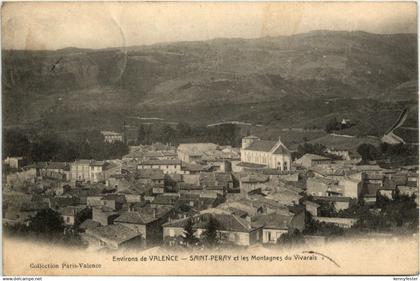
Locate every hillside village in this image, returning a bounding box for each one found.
[3,130,418,251]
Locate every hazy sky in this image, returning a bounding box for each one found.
[2,2,417,50]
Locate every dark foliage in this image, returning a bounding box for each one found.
[28,209,65,234]
[3,129,129,162]
[183,218,198,246]
[357,142,418,165]
[277,229,305,246]
[136,123,241,146]
[357,143,379,162]
[303,213,344,236]
[202,216,219,248]
[74,207,92,229]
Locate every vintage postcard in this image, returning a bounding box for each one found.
[1,1,419,276]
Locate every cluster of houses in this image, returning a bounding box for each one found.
[2,135,419,250]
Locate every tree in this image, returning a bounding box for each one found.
[28,209,64,234]
[183,218,198,246]
[3,129,32,160]
[357,143,378,162]
[74,207,92,230]
[137,125,146,144]
[316,200,337,217]
[277,229,305,247]
[202,216,219,247]
[325,117,339,133]
[176,122,192,137]
[162,125,176,145]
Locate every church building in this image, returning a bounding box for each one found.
[240,136,292,170]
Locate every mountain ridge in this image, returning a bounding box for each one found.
[2,30,418,134]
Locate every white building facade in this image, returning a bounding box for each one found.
[240,136,292,170]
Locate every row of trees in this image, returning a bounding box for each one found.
[357,142,418,165]
[137,123,242,146]
[3,129,129,163]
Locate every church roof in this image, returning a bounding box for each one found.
[246,140,277,152]
[243,135,260,139]
[245,139,290,154]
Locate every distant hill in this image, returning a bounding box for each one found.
[2,31,418,134]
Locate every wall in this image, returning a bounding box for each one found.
[6,169,36,187]
[262,229,287,243]
[92,208,117,225]
[183,174,200,185]
[334,201,350,210]
[163,226,184,238]
[62,215,75,226]
[306,178,329,196]
[341,179,362,199]
[116,222,147,239]
[290,211,306,231]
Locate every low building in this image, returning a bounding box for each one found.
[143,150,178,161]
[398,185,418,197]
[254,209,306,244]
[137,159,184,175]
[38,162,70,181]
[92,206,119,226]
[398,186,419,205]
[59,205,86,226]
[150,193,180,208]
[362,183,380,204]
[199,172,233,196]
[114,206,173,246]
[163,208,263,247]
[101,194,127,211]
[314,217,357,228]
[86,196,105,207]
[79,219,101,232]
[295,154,332,169]
[4,157,26,169]
[83,224,143,250]
[101,131,124,143]
[325,148,351,161]
[313,196,353,210]
[303,201,320,217]
[5,168,37,189]
[237,173,269,196]
[407,172,419,188]
[339,178,363,199]
[70,160,117,183]
[177,193,223,210]
[306,177,340,197]
[177,143,219,163]
[378,186,395,199]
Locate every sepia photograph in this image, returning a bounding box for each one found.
[1,1,419,276]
